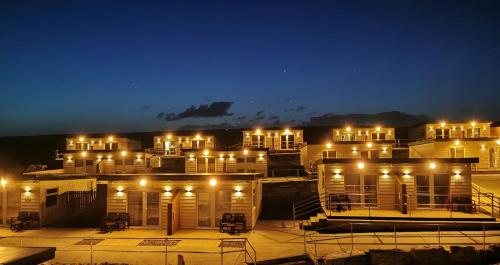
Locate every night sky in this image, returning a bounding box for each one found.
[1,0,500,136]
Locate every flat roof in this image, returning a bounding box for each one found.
[318,157,479,165]
[98,172,264,181]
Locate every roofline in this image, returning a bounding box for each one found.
[317,158,479,165]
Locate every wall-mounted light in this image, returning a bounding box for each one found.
[382,147,388,153]
[454,140,460,146]
[403,171,410,178]
[67,156,73,162]
[108,136,114,142]
[24,186,31,193]
[81,151,87,157]
[496,139,500,145]
[367,142,373,148]
[481,144,486,151]
[346,126,351,132]
[357,162,365,169]
[139,178,147,187]
[116,186,124,192]
[256,128,261,135]
[429,162,437,170]
[382,171,389,178]
[229,153,234,159]
[0,178,6,188]
[376,126,381,132]
[185,186,193,192]
[471,120,477,127]
[195,134,201,140]
[246,132,250,138]
[326,143,332,149]
[136,154,142,160]
[79,136,85,142]
[284,128,291,135]
[258,153,264,160]
[352,147,358,154]
[243,149,249,155]
[440,121,446,128]
[203,149,209,156]
[121,151,127,157]
[209,178,217,187]
[166,134,172,140]
[107,155,113,161]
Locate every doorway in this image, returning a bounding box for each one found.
[197,190,232,228]
[127,191,160,227]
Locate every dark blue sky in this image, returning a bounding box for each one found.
[1,0,499,136]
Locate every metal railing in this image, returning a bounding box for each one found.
[303,221,500,261]
[293,190,499,226]
[472,183,500,217]
[0,236,257,265]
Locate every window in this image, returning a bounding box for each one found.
[164,141,176,155]
[75,159,84,167]
[45,188,58,208]
[364,175,377,207]
[246,157,256,163]
[191,140,206,149]
[371,133,386,141]
[416,175,430,207]
[322,150,337,158]
[197,157,215,173]
[434,174,450,208]
[86,160,93,166]
[251,135,265,148]
[345,174,361,207]
[466,128,481,138]
[236,158,245,163]
[436,129,450,139]
[361,150,379,159]
[125,159,134,165]
[450,147,465,158]
[280,135,295,149]
[105,142,118,150]
[115,159,123,165]
[341,133,353,141]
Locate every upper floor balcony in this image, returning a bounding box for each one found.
[150,133,215,156]
[409,120,492,141]
[242,128,303,151]
[332,126,395,142]
[65,135,141,152]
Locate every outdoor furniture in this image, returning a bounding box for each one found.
[10,211,31,232]
[29,212,40,228]
[118,212,130,229]
[220,213,234,233]
[233,213,246,233]
[329,194,351,212]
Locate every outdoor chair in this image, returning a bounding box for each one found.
[102,213,120,233]
[10,211,30,232]
[29,212,40,228]
[118,212,130,229]
[220,213,234,233]
[233,213,246,233]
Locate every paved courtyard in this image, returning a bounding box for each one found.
[0,220,498,264]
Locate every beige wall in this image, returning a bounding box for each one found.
[153,135,215,154]
[412,122,492,140]
[66,137,141,151]
[184,150,268,177]
[318,162,472,211]
[242,129,304,150]
[409,139,500,171]
[332,127,395,142]
[105,179,260,231]
[63,152,145,174]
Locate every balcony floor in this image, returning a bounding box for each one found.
[325,208,496,221]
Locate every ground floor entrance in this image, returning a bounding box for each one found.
[127,191,160,227]
[197,190,231,228]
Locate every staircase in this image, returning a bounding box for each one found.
[293,193,328,230]
[472,183,500,218]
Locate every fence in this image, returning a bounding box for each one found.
[0,236,256,265]
[303,222,500,261]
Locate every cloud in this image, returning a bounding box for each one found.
[285,105,306,112]
[268,115,279,120]
[157,102,234,121]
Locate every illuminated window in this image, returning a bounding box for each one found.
[450,147,464,158]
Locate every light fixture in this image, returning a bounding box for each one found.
[471,120,477,127]
[185,186,193,192]
[79,136,85,142]
[219,153,225,159]
[167,134,172,140]
[107,155,113,160]
[382,171,389,178]
[376,126,381,132]
[209,178,217,187]
[136,154,142,160]
[346,126,351,132]
[229,153,234,159]
[326,143,332,149]
[121,151,127,157]
[195,134,201,140]
[97,155,102,161]
[246,132,250,137]
[165,186,172,192]
[352,147,358,153]
[382,147,388,153]
[139,178,147,187]
[203,149,209,156]
[440,121,446,128]
[481,144,486,151]
[243,149,249,155]
[108,136,114,142]
[454,140,460,146]
[24,186,31,192]
[367,142,373,148]
[256,128,261,135]
[116,186,124,192]
[81,151,87,157]
[235,186,243,192]
[403,171,410,178]
[357,162,365,169]
[284,128,291,135]
[429,162,437,169]
[67,156,73,161]
[496,139,500,145]
[1,178,7,188]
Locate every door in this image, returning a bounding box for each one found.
[433,174,450,208]
[363,175,378,207]
[416,175,430,208]
[146,192,160,226]
[215,190,231,227]
[345,174,361,208]
[128,191,143,226]
[197,191,212,227]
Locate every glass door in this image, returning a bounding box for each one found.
[197,191,212,227]
[434,174,450,208]
[128,191,143,226]
[345,174,361,208]
[146,192,160,226]
[363,175,378,207]
[215,190,231,227]
[416,175,430,208]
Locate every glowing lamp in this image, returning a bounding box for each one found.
[121,151,127,157]
[429,162,437,169]
[326,143,332,149]
[357,162,365,169]
[209,178,217,187]
[1,179,7,188]
[139,179,147,187]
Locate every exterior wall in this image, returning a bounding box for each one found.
[319,162,472,211]
[105,179,260,231]
[300,145,324,171]
[153,134,215,155]
[409,139,500,171]
[184,150,268,177]
[325,142,393,159]
[412,122,492,140]
[332,127,395,142]
[66,137,141,151]
[63,152,145,174]
[242,129,304,150]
